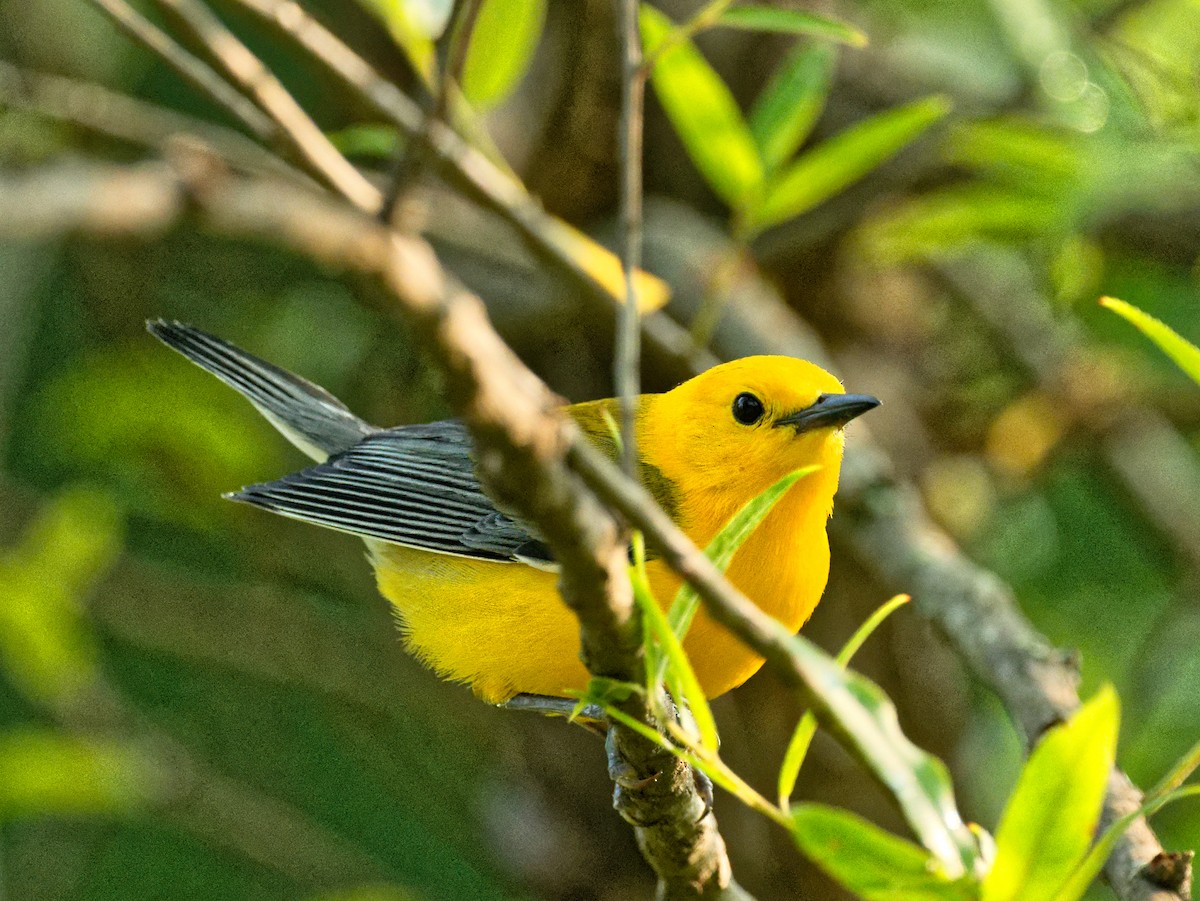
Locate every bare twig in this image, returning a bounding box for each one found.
[615,0,645,478]
[0,62,305,182]
[225,0,665,316]
[149,0,380,210]
[83,0,275,140]
[0,157,741,898]
[378,0,483,222]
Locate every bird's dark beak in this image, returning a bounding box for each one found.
[775,393,880,433]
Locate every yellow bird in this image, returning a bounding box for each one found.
[149,322,877,703]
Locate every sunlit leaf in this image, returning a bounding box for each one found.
[791,804,977,900]
[982,686,1119,901]
[539,217,670,312]
[0,730,148,818]
[666,467,817,651]
[461,0,547,109]
[631,533,718,751]
[717,6,866,46]
[0,489,121,705]
[747,95,950,234]
[779,594,910,810]
[327,124,402,159]
[1101,296,1200,386]
[750,43,836,175]
[641,4,764,210]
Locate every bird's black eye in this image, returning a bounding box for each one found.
[732,392,765,425]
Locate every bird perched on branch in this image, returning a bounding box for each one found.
[149,321,878,703]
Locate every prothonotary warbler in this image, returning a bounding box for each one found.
[149,321,878,703]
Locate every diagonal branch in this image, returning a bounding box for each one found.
[84,0,275,139]
[149,0,381,210]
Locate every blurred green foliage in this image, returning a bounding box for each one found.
[1,0,1199,898]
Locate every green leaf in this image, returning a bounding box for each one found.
[717,6,866,46]
[0,489,122,705]
[665,466,818,653]
[782,630,980,877]
[327,124,402,159]
[747,94,950,234]
[778,594,910,810]
[631,533,718,751]
[855,187,1068,263]
[640,4,764,210]
[0,730,148,818]
[982,686,1120,901]
[791,804,977,901]
[749,42,836,175]
[1101,296,1200,386]
[461,0,547,109]
[1055,784,1200,901]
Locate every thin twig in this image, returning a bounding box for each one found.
[225,0,663,316]
[0,63,307,183]
[83,0,275,140]
[378,0,483,222]
[615,0,645,478]
[149,0,380,211]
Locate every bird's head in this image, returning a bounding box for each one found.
[644,356,878,509]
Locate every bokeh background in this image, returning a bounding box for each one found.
[1,0,1199,898]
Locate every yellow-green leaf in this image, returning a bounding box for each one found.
[718,6,866,46]
[641,4,764,211]
[750,42,836,175]
[778,594,910,810]
[748,94,950,234]
[982,686,1120,901]
[1101,296,1200,386]
[0,730,148,818]
[461,0,547,109]
[791,804,977,901]
[631,533,718,751]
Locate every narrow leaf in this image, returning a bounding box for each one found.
[461,0,547,109]
[791,804,977,901]
[748,95,950,234]
[1100,296,1200,386]
[641,4,764,210]
[982,686,1120,901]
[750,42,836,175]
[778,594,910,810]
[631,534,718,751]
[538,216,670,312]
[718,6,866,46]
[782,629,980,876]
[666,466,818,650]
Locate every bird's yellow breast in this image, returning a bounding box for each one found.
[369,451,838,703]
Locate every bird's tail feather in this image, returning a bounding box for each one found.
[147,320,376,460]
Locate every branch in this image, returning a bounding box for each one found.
[634,205,1191,901]
[83,0,275,140]
[615,0,645,477]
[0,62,305,182]
[0,158,743,898]
[149,0,381,210]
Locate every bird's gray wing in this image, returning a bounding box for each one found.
[148,320,376,461]
[229,420,554,566]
